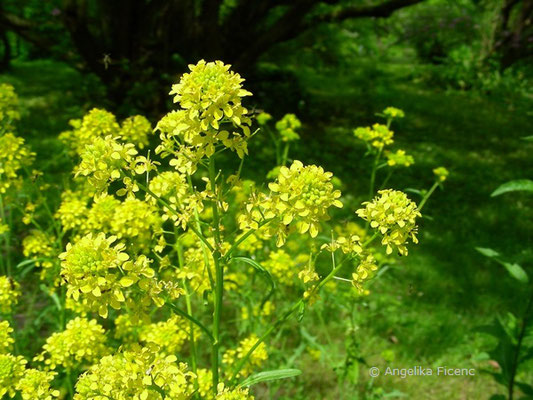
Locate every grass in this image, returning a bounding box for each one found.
[2,56,532,399]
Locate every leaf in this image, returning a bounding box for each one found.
[476,247,501,258]
[491,180,533,197]
[233,256,276,306]
[501,262,529,284]
[521,135,533,141]
[238,369,301,388]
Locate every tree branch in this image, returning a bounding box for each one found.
[311,0,425,24]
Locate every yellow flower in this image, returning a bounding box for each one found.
[139,316,190,355]
[16,369,60,400]
[34,317,109,370]
[55,189,90,232]
[0,275,20,314]
[354,123,394,149]
[223,334,267,378]
[59,233,132,317]
[382,107,405,119]
[240,160,342,247]
[0,320,14,353]
[385,149,414,167]
[275,113,301,142]
[256,112,272,126]
[74,345,195,400]
[0,133,35,193]
[263,249,298,286]
[351,254,378,294]
[356,189,421,255]
[433,166,449,182]
[0,353,26,398]
[216,383,255,400]
[120,115,152,149]
[22,230,56,268]
[0,83,21,131]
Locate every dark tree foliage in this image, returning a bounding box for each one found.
[0,0,425,112]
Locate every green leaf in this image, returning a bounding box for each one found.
[491,180,533,197]
[238,369,301,388]
[501,262,529,284]
[522,135,533,141]
[476,247,500,258]
[233,256,276,306]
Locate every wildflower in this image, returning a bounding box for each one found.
[119,115,152,149]
[139,316,189,355]
[356,189,421,255]
[256,112,272,125]
[75,135,137,191]
[264,249,297,286]
[85,193,120,232]
[351,254,378,294]
[321,234,363,255]
[265,160,343,246]
[354,123,394,149]
[433,166,449,182]
[74,345,195,399]
[0,320,14,353]
[382,107,405,119]
[0,353,26,398]
[216,383,255,400]
[0,133,35,193]
[385,149,414,167]
[34,317,109,370]
[0,84,21,131]
[22,230,56,268]
[275,113,301,142]
[0,275,20,314]
[16,369,60,400]
[157,60,253,164]
[109,198,162,252]
[55,190,89,231]
[59,233,131,317]
[223,334,267,378]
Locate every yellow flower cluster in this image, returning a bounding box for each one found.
[0,133,35,193]
[263,249,297,286]
[55,189,90,231]
[59,233,136,317]
[138,316,190,355]
[433,166,449,182]
[356,189,421,255]
[22,230,56,268]
[382,107,405,119]
[354,124,394,149]
[156,60,253,170]
[120,115,152,149]
[75,135,138,191]
[275,113,301,142]
[223,334,267,378]
[16,368,60,400]
[256,112,272,126]
[351,254,378,294]
[216,384,255,400]
[385,149,414,167]
[0,83,21,131]
[0,320,14,353]
[0,353,26,397]
[148,171,203,229]
[35,317,109,370]
[321,234,363,255]
[74,345,195,400]
[59,108,152,155]
[241,301,274,321]
[0,275,20,314]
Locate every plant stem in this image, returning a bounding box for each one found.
[508,290,533,400]
[0,194,11,276]
[208,157,224,394]
[418,180,439,212]
[368,148,382,201]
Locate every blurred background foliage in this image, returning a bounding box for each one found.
[0,0,532,399]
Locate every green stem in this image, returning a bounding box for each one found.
[0,195,11,276]
[418,180,439,212]
[281,142,290,166]
[222,218,275,263]
[167,302,214,343]
[368,148,382,201]
[208,157,224,394]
